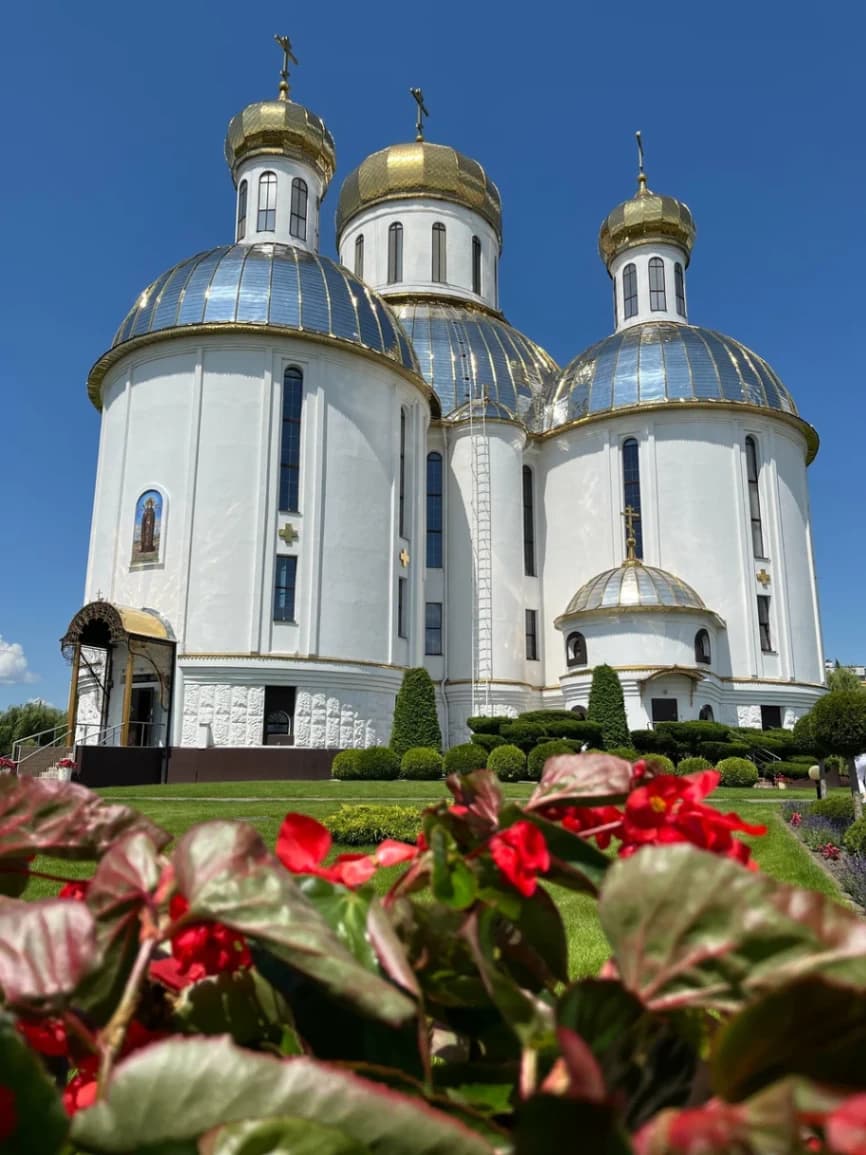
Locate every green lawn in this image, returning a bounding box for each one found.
[21,779,843,978]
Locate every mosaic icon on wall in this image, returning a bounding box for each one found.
[131,490,163,565]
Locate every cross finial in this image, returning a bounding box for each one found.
[410,87,429,142]
[622,505,641,563]
[635,130,647,194]
[274,34,298,100]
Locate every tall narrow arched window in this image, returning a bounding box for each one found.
[522,466,535,576]
[675,262,686,316]
[257,172,277,232]
[699,704,714,721]
[622,438,643,559]
[623,263,638,318]
[354,234,364,279]
[745,437,765,557]
[387,222,403,283]
[432,223,446,283]
[472,236,482,294]
[493,255,499,307]
[426,452,443,568]
[279,367,303,511]
[566,632,587,668]
[694,629,711,665]
[236,180,248,241]
[290,178,308,240]
[649,257,666,311]
[612,278,618,327]
[399,408,407,537]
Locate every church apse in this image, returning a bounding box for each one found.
[131,490,164,566]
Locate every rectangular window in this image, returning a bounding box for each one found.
[399,408,407,537]
[425,602,442,655]
[651,698,678,723]
[354,234,364,279]
[757,595,772,652]
[760,704,782,730]
[388,223,403,283]
[290,178,308,241]
[525,609,538,661]
[432,223,446,283]
[237,180,247,241]
[472,236,482,294]
[623,263,638,319]
[522,466,535,576]
[426,452,443,568]
[649,257,667,311]
[398,577,408,639]
[745,437,765,557]
[279,368,303,511]
[273,556,297,622]
[675,262,686,316]
[257,172,277,232]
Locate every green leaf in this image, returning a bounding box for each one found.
[366,899,421,997]
[431,828,477,910]
[599,843,866,1012]
[172,822,414,1027]
[174,968,291,1046]
[297,876,377,971]
[71,1037,498,1154]
[201,1116,371,1155]
[712,975,866,1102]
[526,753,632,810]
[0,898,98,1012]
[511,886,569,985]
[0,1010,68,1155]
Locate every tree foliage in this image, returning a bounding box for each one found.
[827,663,865,694]
[812,692,866,758]
[389,668,442,758]
[586,664,630,749]
[0,702,66,757]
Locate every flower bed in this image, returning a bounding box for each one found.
[785,795,866,909]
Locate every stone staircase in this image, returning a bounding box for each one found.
[16,745,74,778]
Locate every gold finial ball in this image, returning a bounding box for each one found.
[337,141,502,241]
[225,99,336,188]
[598,181,696,268]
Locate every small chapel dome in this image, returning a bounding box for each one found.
[225,97,336,188]
[561,562,707,618]
[599,172,695,268]
[337,141,502,240]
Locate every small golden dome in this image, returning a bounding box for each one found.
[225,98,336,188]
[336,141,502,240]
[599,174,696,267]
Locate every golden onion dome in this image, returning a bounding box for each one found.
[336,141,502,240]
[599,172,696,267]
[225,96,336,188]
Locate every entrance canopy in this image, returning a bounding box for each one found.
[61,601,174,656]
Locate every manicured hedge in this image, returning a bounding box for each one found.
[331,749,360,780]
[400,747,444,780]
[467,715,505,735]
[355,747,401,781]
[843,817,866,856]
[443,743,488,775]
[607,747,640,763]
[676,756,713,775]
[527,740,576,781]
[656,721,732,748]
[470,733,506,752]
[390,667,442,758]
[630,730,680,757]
[325,804,422,846]
[499,722,547,752]
[698,741,752,764]
[771,760,813,780]
[487,744,527,783]
[587,665,630,748]
[642,754,676,775]
[810,795,855,824]
[716,757,759,787]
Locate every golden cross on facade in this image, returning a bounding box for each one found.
[756,568,771,588]
[278,523,299,546]
[399,548,410,567]
[274,34,298,99]
[622,505,641,562]
[410,87,429,142]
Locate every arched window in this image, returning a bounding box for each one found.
[257,172,277,232]
[399,408,407,537]
[472,235,482,294]
[649,257,666,311]
[622,438,643,559]
[745,437,765,557]
[522,466,535,576]
[566,632,587,668]
[426,452,443,568]
[432,223,446,282]
[388,222,403,283]
[699,704,714,722]
[675,262,686,316]
[570,705,587,719]
[265,710,291,738]
[612,277,618,327]
[623,263,638,318]
[694,629,711,665]
[236,180,247,241]
[279,367,303,511]
[354,234,364,279]
[493,255,499,307]
[290,178,308,240]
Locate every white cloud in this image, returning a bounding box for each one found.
[0,637,38,685]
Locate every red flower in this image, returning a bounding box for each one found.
[16,1017,68,1057]
[275,812,418,888]
[489,821,550,897]
[559,805,624,850]
[58,879,90,901]
[826,1093,866,1154]
[634,1099,747,1153]
[0,1086,16,1140]
[791,811,803,827]
[167,893,252,984]
[62,1060,99,1117]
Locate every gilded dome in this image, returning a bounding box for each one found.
[225,98,336,187]
[337,142,502,239]
[561,562,707,618]
[599,176,695,267]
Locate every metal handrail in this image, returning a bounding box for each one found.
[75,720,166,748]
[12,723,70,766]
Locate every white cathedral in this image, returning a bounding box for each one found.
[62,44,826,777]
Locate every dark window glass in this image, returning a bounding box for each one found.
[695,629,711,665]
[570,705,587,719]
[237,180,247,241]
[525,609,538,661]
[622,438,643,559]
[426,452,443,568]
[651,698,678,722]
[472,235,482,294]
[566,632,587,668]
[613,276,618,326]
[425,602,442,655]
[699,704,714,721]
[273,556,297,621]
[279,367,303,511]
[493,255,499,306]
[623,263,638,318]
[290,178,307,240]
[432,222,446,283]
[388,222,403,283]
[745,437,765,557]
[398,577,407,639]
[757,595,772,652]
[354,234,364,279]
[257,172,277,232]
[522,466,535,576]
[675,261,686,316]
[649,257,666,311]
[263,686,295,745]
[399,408,407,537]
[761,704,782,730]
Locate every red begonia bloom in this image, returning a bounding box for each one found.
[275,812,418,888]
[17,1017,68,1057]
[168,893,252,984]
[489,821,550,897]
[0,1086,17,1140]
[560,805,624,850]
[634,1099,747,1153]
[826,1092,866,1154]
[58,880,90,901]
[62,1060,99,1117]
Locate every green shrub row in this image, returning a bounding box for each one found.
[325,804,422,845]
[466,713,604,749]
[675,756,713,775]
[843,817,866,856]
[332,747,401,781]
[400,747,444,780]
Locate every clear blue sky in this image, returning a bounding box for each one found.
[0,0,861,710]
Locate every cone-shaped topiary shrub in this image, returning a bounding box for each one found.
[400,747,444,780]
[443,743,487,774]
[587,664,630,749]
[487,743,526,782]
[389,668,442,759]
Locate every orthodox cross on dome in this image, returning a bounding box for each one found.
[399,548,410,567]
[278,523,299,546]
[635,130,648,193]
[622,505,641,563]
[410,87,429,142]
[274,34,298,100]
[756,568,771,588]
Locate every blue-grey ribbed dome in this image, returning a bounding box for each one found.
[392,300,557,419]
[110,244,418,372]
[548,322,797,428]
[562,562,706,616]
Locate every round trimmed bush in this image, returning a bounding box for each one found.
[527,740,575,782]
[608,746,640,763]
[642,754,676,775]
[811,794,855,824]
[488,744,527,782]
[443,743,488,775]
[813,692,866,759]
[400,747,444,780]
[717,757,759,787]
[331,749,361,780]
[676,756,713,775]
[470,733,506,752]
[843,817,866,856]
[355,747,401,780]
